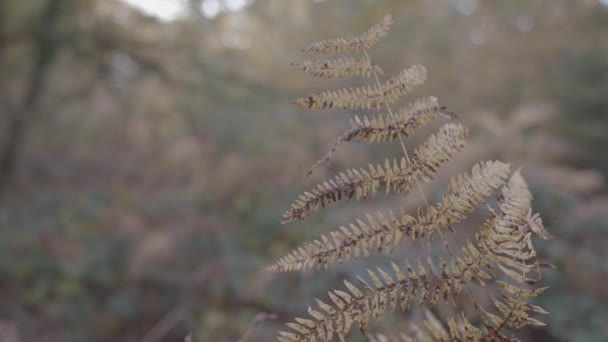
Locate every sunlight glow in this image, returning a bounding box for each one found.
[120,0,251,22]
[121,0,187,22]
[201,0,251,19]
[226,0,249,11]
[201,0,221,18]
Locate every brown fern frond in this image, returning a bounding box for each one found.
[302,14,393,54]
[348,97,458,143]
[306,96,457,176]
[280,124,466,225]
[278,259,460,342]
[446,172,544,296]
[292,65,427,110]
[399,316,472,341]
[526,210,553,240]
[406,160,512,243]
[279,238,534,342]
[292,57,384,79]
[270,160,509,272]
[398,314,516,342]
[469,171,552,336]
[274,14,552,342]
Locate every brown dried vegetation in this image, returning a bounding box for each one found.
[267,15,554,342]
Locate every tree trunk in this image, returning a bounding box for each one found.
[0,0,61,195]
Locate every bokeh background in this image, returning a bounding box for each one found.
[0,0,607,341]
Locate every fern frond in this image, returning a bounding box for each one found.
[449,171,544,298]
[408,160,512,243]
[292,57,384,79]
[271,160,509,272]
[275,162,548,342]
[366,313,470,342]
[278,259,458,342]
[293,65,427,110]
[275,14,552,342]
[526,211,552,240]
[470,171,551,336]
[302,14,393,54]
[398,314,515,342]
[307,96,457,176]
[277,225,538,342]
[400,316,465,341]
[347,97,458,143]
[281,124,466,224]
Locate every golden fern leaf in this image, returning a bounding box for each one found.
[407,312,452,341]
[302,14,393,54]
[292,57,384,79]
[526,211,552,240]
[480,172,545,276]
[405,160,512,243]
[292,65,427,110]
[307,96,457,176]
[450,171,547,295]
[270,160,509,272]
[278,260,454,342]
[468,171,552,336]
[278,250,518,342]
[490,293,548,330]
[274,14,553,342]
[347,97,458,143]
[280,124,466,225]
[398,314,516,342]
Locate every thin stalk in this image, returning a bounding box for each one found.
[363,48,430,208]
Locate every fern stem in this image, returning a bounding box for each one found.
[363,47,432,254]
[361,55,470,332]
[363,48,430,209]
[364,50,465,321]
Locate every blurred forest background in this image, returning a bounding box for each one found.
[0,0,607,341]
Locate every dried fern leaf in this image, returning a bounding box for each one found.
[403,160,511,244]
[451,171,539,295]
[293,65,427,110]
[279,261,458,342]
[275,172,547,342]
[292,57,384,79]
[526,211,552,240]
[403,312,523,341]
[275,13,553,342]
[306,96,457,176]
[470,171,551,334]
[398,314,514,342]
[423,309,449,340]
[280,123,466,225]
[278,251,524,342]
[347,97,458,143]
[302,14,393,54]
[271,160,509,272]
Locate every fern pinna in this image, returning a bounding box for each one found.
[268,15,554,342]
